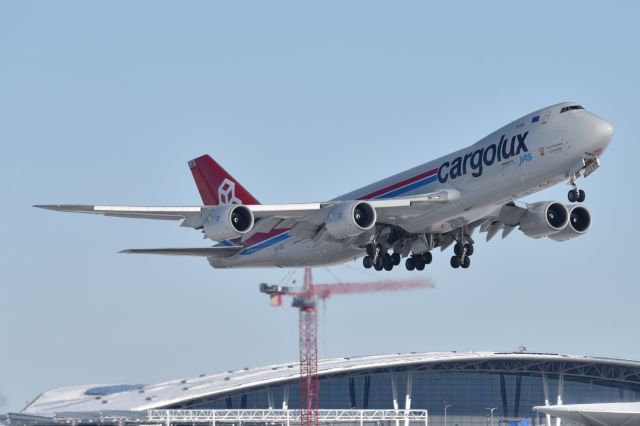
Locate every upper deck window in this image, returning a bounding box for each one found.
[560,105,584,113]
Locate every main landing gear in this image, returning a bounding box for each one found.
[450,242,473,269]
[362,243,401,272]
[567,176,586,203]
[405,252,432,271]
[363,241,434,272]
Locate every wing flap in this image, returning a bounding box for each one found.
[119,246,243,257]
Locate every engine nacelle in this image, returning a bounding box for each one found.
[325,201,376,239]
[548,205,591,242]
[519,201,569,239]
[203,205,254,241]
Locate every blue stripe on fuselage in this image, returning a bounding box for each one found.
[239,170,438,255]
[240,231,290,255]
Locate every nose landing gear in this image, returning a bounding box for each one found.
[568,176,586,203]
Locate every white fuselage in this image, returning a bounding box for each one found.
[211,102,613,268]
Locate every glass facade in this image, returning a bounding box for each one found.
[170,360,640,425]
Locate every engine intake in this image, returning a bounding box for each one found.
[325,201,376,239]
[519,201,569,239]
[548,205,591,242]
[203,205,254,241]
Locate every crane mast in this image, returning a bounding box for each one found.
[259,268,434,426]
[299,268,319,426]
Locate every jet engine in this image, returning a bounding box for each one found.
[325,201,376,239]
[519,201,569,239]
[547,205,591,242]
[203,205,254,241]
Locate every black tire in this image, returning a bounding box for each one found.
[450,256,461,268]
[363,256,372,269]
[405,257,415,271]
[568,189,576,203]
[465,244,474,256]
[461,256,471,269]
[415,261,425,271]
[391,252,401,266]
[454,242,464,257]
[423,251,433,264]
[366,244,375,257]
[374,255,383,269]
[384,262,393,271]
[577,189,586,202]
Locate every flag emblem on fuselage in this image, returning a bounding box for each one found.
[531,115,540,123]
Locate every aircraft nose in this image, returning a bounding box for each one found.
[595,117,614,149]
[585,115,614,154]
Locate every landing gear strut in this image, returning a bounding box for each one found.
[363,242,382,270]
[567,176,586,203]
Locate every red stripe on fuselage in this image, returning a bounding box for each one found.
[360,168,438,200]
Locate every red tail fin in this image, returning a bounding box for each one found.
[188,155,261,205]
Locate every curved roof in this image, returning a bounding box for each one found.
[23,351,640,416]
[535,402,640,426]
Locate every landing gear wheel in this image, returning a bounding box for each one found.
[415,260,425,271]
[382,253,393,271]
[366,242,382,257]
[568,189,577,203]
[465,244,474,256]
[454,242,464,257]
[405,257,415,271]
[450,256,461,269]
[423,251,433,264]
[461,256,471,269]
[366,244,374,257]
[577,189,586,202]
[391,253,401,266]
[363,256,372,269]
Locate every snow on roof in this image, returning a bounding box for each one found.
[22,351,640,417]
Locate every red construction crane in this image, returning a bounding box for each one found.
[260,269,434,426]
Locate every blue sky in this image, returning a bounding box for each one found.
[2,0,640,413]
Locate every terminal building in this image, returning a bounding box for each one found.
[4,351,640,426]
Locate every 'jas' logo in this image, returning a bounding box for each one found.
[437,131,529,183]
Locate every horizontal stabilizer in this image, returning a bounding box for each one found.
[119,246,243,257]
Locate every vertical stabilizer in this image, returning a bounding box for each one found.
[188,155,261,205]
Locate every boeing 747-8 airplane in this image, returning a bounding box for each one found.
[38,102,613,271]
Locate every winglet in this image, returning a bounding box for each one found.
[188,155,260,206]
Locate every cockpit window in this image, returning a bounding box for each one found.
[560,105,584,113]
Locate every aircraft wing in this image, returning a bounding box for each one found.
[120,246,244,257]
[36,190,457,239]
[34,205,203,220]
